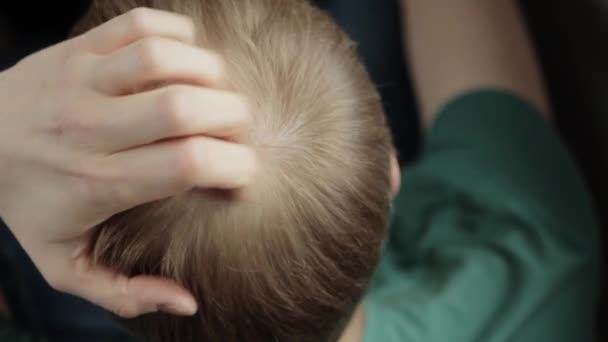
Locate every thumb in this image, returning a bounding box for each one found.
[63,257,198,318]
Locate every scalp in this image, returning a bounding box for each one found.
[79,0,394,340]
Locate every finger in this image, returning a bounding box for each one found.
[100,86,251,151]
[102,136,257,208]
[78,7,195,54]
[90,38,224,95]
[66,257,197,318]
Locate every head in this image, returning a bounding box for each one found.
[74,0,398,341]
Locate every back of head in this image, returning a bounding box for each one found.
[74,0,393,341]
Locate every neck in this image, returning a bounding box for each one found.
[338,304,365,342]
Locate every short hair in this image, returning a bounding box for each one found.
[73,0,393,341]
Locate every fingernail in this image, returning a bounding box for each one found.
[157,302,198,316]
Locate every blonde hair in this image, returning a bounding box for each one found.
[74,0,393,340]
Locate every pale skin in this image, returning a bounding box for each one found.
[0,8,257,318]
[340,0,551,340]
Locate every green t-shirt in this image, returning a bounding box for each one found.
[364,90,603,341]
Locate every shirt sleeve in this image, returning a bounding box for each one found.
[363,90,603,342]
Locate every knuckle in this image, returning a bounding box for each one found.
[159,86,191,132]
[136,38,167,74]
[177,138,205,184]
[125,7,155,36]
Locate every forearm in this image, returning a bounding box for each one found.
[400,0,551,128]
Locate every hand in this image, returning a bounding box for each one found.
[0,8,256,318]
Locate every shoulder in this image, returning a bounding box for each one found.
[362,90,603,342]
